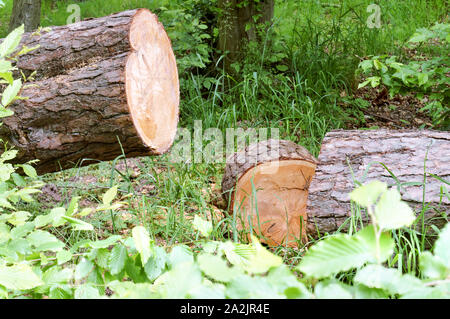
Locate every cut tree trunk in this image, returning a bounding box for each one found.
[9,0,42,33]
[222,130,449,247]
[222,139,319,247]
[306,129,450,238]
[0,9,179,174]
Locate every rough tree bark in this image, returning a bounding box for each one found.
[0,9,180,174]
[9,0,41,33]
[218,0,274,73]
[306,129,450,238]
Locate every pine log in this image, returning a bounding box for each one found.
[222,139,319,247]
[307,129,450,238]
[0,9,179,174]
[222,130,450,247]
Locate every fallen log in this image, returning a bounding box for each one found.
[306,129,449,238]
[222,130,450,247]
[0,9,179,174]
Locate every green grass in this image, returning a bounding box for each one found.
[2,0,448,269]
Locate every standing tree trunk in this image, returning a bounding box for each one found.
[217,0,274,73]
[1,9,180,175]
[9,0,42,33]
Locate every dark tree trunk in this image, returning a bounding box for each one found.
[217,0,274,73]
[9,0,42,33]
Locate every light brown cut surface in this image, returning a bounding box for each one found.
[233,160,316,247]
[126,9,179,154]
[222,139,318,247]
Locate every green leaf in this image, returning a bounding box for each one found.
[354,264,423,296]
[0,60,12,73]
[192,215,212,237]
[357,225,395,263]
[61,215,94,231]
[88,235,122,249]
[0,163,14,182]
[34,207,65,228]
[267,265,312,298]
[21,164,37,178]
[314,280,353,299]
[197,253,241,283]
[153,261,202,298]
[419,251,448,280]
[297,233,374,278]
[226,275,282,298]
[0,25,24,58]
[56,250,73,265]
[108,244,128,275]
[144,246,166,281]
[49,285,73,299]
[132,226,152,266]
[352,284,388,299]
[1,79,22,107]
[244,235,283,274]
[74,284,100,299]
[27,230,65,252]
[5,211,31,226]
[74,258,94,280]
[350,180,387,207]
[434,223,450,268]
[167,245,194,268]
[0,264,44,290]
[374,188,415,230]
[102,185,118,205]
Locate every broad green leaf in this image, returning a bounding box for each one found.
[88,235,122,249]
[5,211,30,226]
[56,250,73,265]
[0,149,18,162]
[374,188,415,230]
[34,207,65,228]
[267,265,312,299]
[353,284,388,299]
[354,264,422,296]
[66,196,80,217]
[197,253,241,283]
[357,225,395,263]
[124,257,148,283]
[1,79,22,107]
[244,235,283,274]
[167,245,193,268]
[220,241,254,268]
[0,222,10,244]
[102,185,118,205]
[297,233,374,278]
[7,238,31,255]
[434,223,450,268]
[74,258,94,280]
[0,25,24,58]
[153,261,202,298]
[61,215,94,231]
[0,264,43,290]
[10,222,34,239]
[74,284,100,299]
[132,226,152,266]
[350,180,387,207]
[192,215,212,237]
[0,107,14,118]
[419,251,448,280]
[314,280,353,299]
[42,267,73,286]
[188,281,226,299]
[0,163,14,182]
[144,246,166,281]
[21,164,37,178]
[27,230,65,252]
[226,275,282,299]
[108,244,128,275]
[0,60,12,73]
[49,285,73,299]
[108,281,156,299]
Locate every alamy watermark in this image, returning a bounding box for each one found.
[169,120,280,165]
[367,4,381,29]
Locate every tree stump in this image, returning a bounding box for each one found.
[307,129,450,238]
[222,139,319,247]
[0,9,179,174]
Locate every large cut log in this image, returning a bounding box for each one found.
[0,9,179,174]
[222,139,319,247]
[222,130,449,247]
[307,129,449,238]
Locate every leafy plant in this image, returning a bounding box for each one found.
[357,23,449,128]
